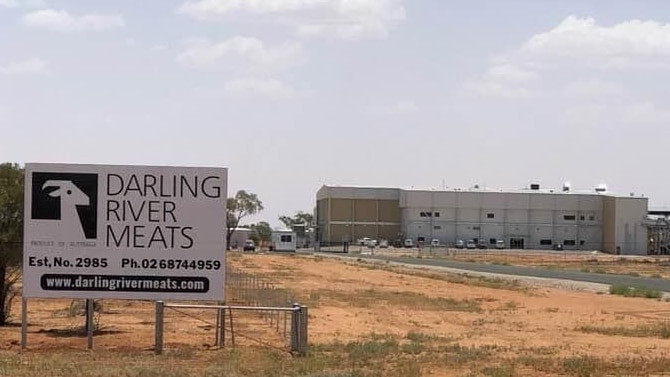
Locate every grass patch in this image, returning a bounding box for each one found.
[480,364,514,377]
[353,262,530,293]
[5,343,670,377]
[405,331,438,343]
[314,288,482,312]
[562,355,599,377]
[577,322,670,339]
[609,284,663,299]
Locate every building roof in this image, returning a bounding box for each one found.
[319,184,646,199]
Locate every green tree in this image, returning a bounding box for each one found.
[226,190,263,249]
[278,211,314,229]
[249,221,272,243]
[0,163,23,325]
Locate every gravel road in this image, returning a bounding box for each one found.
[312,252,670,297]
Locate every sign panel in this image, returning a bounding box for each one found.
[22,163,227,300]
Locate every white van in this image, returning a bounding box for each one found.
[404,238,414,248]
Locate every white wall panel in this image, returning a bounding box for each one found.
[506,194,531,209]
[530,210,553,224]
[457,208,480,223]
[457,192,482,208]
[481,193,507,209]
[555,195,579,211]
[529,194,555,210]
[506,209,529,224]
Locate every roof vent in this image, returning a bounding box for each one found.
[562,181,571,192]
[595,183,607,193]
[530,183,540,190]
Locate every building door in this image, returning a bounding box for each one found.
[510,238,525,250]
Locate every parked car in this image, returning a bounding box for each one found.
[357,237,371,246]
[466,240,476,249]
[378,239,389,248]
[477,240,488,249]
[553,243,563,251]
[243,239,256,252]
[404,238,414,248]
[431,239,440,247]
[455,240,465,249]
[495,240,505,249]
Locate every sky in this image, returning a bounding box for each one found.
[2,0,670,227]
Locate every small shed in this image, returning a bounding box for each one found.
[228,227,252,250]
[271,229,297,252]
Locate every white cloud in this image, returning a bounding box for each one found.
[521,15,670,68]
[0,0,44,8]
[151,44,169,52]
[176,0,406,40]
[563,79,623,98]
[367,100,418,115]
[0,58,48,75]
[176,36,303,74]
[22,9,125,32]
[223,77,297,99]
[462,15,670,99]
[621,102,670,124]
[463,63,538,99]
[487,64,539,83]
[463,80,534,99]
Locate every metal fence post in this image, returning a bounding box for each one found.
[155,301,164,355]
[21,297,27,350]
[290,303,300,353]
[86,299,94,349]
[299,304,308,356]
[219,304,226,347]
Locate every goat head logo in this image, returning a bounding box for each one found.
[32,173,98,240]
[42,180,90,207]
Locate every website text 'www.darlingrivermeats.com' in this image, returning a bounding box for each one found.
[40,274,209,293]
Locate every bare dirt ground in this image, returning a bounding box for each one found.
[2,252,670,376]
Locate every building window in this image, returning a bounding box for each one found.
[564,240,576,246]
[434,212,440,217]
[489,238,497,244]
[420,212,426,217]
[580,240,585,246]
[580,215,585,221]
[540,239,552,246]
[280,235,292,242]
[589,215,595,221]
[417,237,425,242]
[473,226,480,230]
[487,213,495,219]
[564,215,576,221]
[434,226,442,230]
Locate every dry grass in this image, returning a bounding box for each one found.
[4,340,670,377]
[310,288,483,312]
[5,252,670,377]
[351,259,532,293]
[577,322,670,339]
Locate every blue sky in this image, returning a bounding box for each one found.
[3,0,670,227]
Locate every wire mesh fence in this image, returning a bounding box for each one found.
[315,242,670,266]
[154,261,304,354]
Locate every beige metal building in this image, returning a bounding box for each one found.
[315,184,649,255]
[315,186,402,244]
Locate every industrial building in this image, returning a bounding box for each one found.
[315,183,650,255]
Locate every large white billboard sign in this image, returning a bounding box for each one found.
[22,163,227,300]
